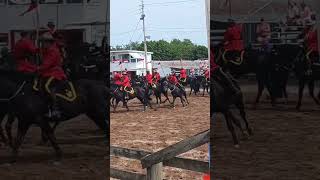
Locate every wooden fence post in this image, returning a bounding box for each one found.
[146,162,163,180]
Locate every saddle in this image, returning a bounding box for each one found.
[222,49,245,65]
[33,77,77,102]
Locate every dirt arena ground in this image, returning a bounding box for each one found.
[0,115,108,180]
[212,80,320,179]
[110,94,210,179]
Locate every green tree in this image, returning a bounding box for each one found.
[113,39,208,60]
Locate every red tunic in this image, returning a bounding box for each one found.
[180,68,187,78]
[114,73,122,85]
[305,29,318,52]
[146,74,153,84]
[13,38,38,73]
[153,72,160,83]
[205,69,210,79]
[121,75,131,88]
[168,75,178,85]
[39,44,66,80]
[224,24,244,51]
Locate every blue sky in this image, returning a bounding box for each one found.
[110,0,207,47]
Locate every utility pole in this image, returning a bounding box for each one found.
[141,0,148,75]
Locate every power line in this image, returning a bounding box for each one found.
[112,28,143,36]
[128,20,142,43]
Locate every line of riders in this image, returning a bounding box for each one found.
[112,66,211,104]
[211,18,319,97]
[6,23,68,119]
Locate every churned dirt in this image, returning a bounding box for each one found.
[110,94,210,179]
[0,115,108,180]
[212,81,320,180]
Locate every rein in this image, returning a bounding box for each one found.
[0,81,26,102]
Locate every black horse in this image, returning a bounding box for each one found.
[162,79,189,107]
[275,44,320,109]
[110,81,153,112]
[65,42,108,84]
[214,43,283,107]
[188,75,201,96]
[211,77,252,147]
[0,71,109,162]
[200,76,210,96]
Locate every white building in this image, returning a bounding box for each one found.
[152,60,209,77]
[0,0,108,50]
[110,50,153,77]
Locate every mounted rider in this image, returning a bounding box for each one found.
[223,19,244,61]
[179,67,187,83]
[145,70,153,86]
[121,71,131,101]
[47,21,57,37]
[113,72,122,88]
[299,21,319,73]
[168,71,183,90]
[152,69,161,84]
[211,47,240,96]
[204,66,210,82]
[46,22,67,60]
[38,32,67,118]
[13,31,39,78]
[256,18,272,52]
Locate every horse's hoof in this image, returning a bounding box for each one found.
[234,144,240,148]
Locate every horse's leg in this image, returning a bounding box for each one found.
[229,113,246,138]
[41,121,60,145]
[125,100,130,111]
[172,96,176,108]
[283,75,289,104]
[202,86,205,96]
[5,114,15,147]
[189,88,192,96]
[235,97,252,136]
[283,86,289,105]
[253,80,265,109]
[223,111,239,147]
[146,96,154,110]
[11,120,30,163]
[296,79,305,110]
[0,113,7,145]
[113,99,120,112]
[184,91,189,104]
[163,92,171,104]
[308,80,320,105]
[39,121,62,162]
[179,95,185,107]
